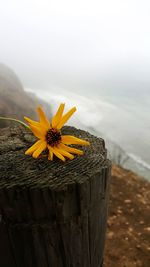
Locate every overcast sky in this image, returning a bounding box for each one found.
[0,0,150,89]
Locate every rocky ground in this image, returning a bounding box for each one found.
[104,165,150,267]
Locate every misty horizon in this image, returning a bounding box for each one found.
[0,0,150,94]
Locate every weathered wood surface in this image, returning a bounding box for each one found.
[0,126,111,267]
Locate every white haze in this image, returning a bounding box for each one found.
[0,0,150,175]
[0,0,150,87]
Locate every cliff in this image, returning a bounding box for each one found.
[0,63,51,128]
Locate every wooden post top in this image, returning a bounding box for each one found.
[0,126,111,267]
[0,126,110,190]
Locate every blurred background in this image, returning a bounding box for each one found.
[0,1,150,266]
[0,0,150,179]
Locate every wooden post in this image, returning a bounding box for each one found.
[0,126,111,267]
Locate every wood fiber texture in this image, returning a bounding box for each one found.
[0,126,111,267]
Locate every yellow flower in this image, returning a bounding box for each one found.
[24,103,90,161]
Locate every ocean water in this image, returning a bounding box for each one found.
[26,87,150,180]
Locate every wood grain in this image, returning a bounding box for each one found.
[0,126,111,267]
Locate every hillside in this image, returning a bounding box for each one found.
[104,165,150,267]
[0,63,51,127]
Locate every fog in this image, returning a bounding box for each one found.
[1,0,150,174]
[0,0,150,93]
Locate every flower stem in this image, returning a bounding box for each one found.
[0,117,30,129]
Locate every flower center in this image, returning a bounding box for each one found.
[46,128,61,146]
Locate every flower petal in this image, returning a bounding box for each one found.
[52,103,65,128]
[24,116,40,127]
[48,149,53,161]
[57,107,76,130]
[56,146,74,159]
[29,124,46,139]
[37,107,50,129]
[32,141,47,158]
[24,116,49,132]
[61,135,90,146]
[59,143,84,155]
[25,140,43,155]
[49,146,66,161]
